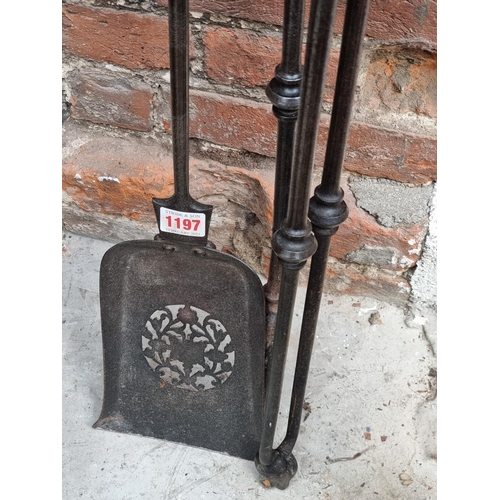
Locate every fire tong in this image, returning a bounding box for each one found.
[258,0,372,489]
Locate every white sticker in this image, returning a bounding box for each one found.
[159,207,206,237]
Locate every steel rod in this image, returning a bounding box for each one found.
[264,0,305,354]
[277,230,331,456]
[168,0,190,201]
[258,266,300,466]
[153,0,213,244]
[255,0,339,489]
[278,0,372,458]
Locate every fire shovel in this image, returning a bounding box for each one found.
[93,0,266,461]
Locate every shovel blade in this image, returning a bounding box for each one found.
[94,240,265,460]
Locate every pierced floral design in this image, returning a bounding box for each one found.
[142,305,234,391]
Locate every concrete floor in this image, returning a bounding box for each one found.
[62,231,437,499]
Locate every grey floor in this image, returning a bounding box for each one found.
[62,231,437,500]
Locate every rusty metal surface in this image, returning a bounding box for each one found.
[94,239,265,460]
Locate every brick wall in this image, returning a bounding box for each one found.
[62,0,437,306]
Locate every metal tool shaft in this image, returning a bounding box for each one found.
[264,0,305,366]
[279,0,372,458]
[255,0,339,489]
[168,0,190,200]
[152,0,213,244]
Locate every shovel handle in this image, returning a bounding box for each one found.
[153,0,213,245]
[168,0,190,200]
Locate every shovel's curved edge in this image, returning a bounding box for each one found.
[94,239,266,461]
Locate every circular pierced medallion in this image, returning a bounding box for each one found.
[142,305,234,391]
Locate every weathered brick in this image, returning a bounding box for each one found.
[68,68,154,131]
[323,261,411,306]
[349,177,433,228]
[202,25,339,99]
[360,49,437,119]
[343,124,437,184]
[361,0,437,45]
[160,88,318,159]
[183,0,436,44]
[62,5,171,70]
[203,26,281,87]
[330,181,427,272]
[185,0,285,26]
[157,89,435,182]
[63,121,419,304]
[63,124,169,219]
[261,242,411,305]
[161,95,429,274]
[322,50,340,103]
[62,120,273,234]
[166,89,279,157]
[183,90,327,162]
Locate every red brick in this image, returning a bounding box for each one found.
[68,68,154,131]
[203,26,281,87]
[186,0,295,26]
[175,90,319,159]
[62,123,274,219]
[329,181,427,272]
[184,0,285,26]
[188,90,278,157]
[63,121,418,305]
[322,50,340,104]
[324,261,411,306]
[315,121,436,185]
[62,133,170,220]
[158,89,435,183]
[360,49,437,119]
[184,0,435,44]
[361,0,437,45]
[62,5,171,70]
[202,25,339,98]
[62,121,273,248]
[342,124,437,184]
